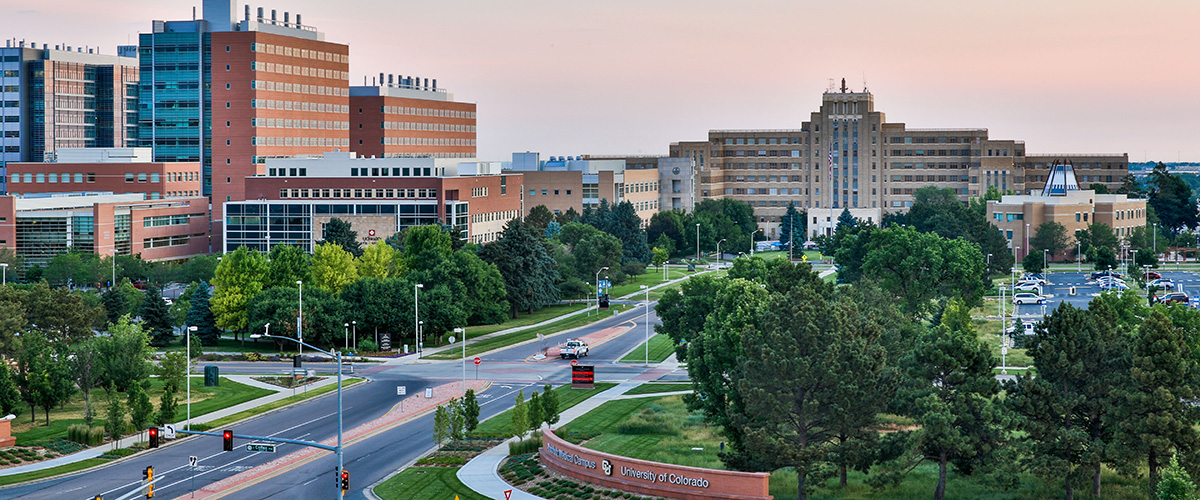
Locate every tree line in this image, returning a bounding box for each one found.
[657,257,1200,500]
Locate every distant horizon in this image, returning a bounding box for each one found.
[3,0,1197,162]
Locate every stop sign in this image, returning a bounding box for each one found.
[473,357,481,365]
[570,359,579,367]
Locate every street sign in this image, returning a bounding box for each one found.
[570,359,578,367]
[449,336,456,344]
[189,456,198,467]
[245,443,277,453]
[1002,346,1009,355]
[505,490,513,500]
[473,357,481,366]
[397,386,406,396]
[425,387,433,398]
[380,334,391,351]
[163,424,176,439]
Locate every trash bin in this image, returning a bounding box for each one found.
[204,365,219,387]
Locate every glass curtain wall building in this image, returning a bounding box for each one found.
[138,23,211,195]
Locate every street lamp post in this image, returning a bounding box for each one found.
[251,332,343,500]
[344,323,349,351]
[1043,249,1049,277]
[640,285,650,366]
[595,267,608,308]
[110,248,117,287]
[750,228,763,256]
[454,327,466,395]
[585,281,591,318]
[296,280,303,358]
[695,223,701,262]
[1,263,7,285]
[186,325,198,430]
[716,239,726,268]
[352,321,357,352]
[414,283,424,357]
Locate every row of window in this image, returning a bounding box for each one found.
[632,199,659,212]
[891,175,972,182]
[278,188,439,199]
[249,99,348,114]
[380,137,476,146]
[380,105,476,119]
[249,80,347,97]
[379,121,476,133]
[248,62,347,81]
[250,117,350,130]
[11,172,93,183]
[529,188,573,197]
[144,213,205,227]
[889,149,977,157]
[890,162,979,169]
[471,187,488,197]
[248,43,349,65]
[471,209,520,225]
[249,136,351,147]
[349,166,440,177]
[143,233,202,249]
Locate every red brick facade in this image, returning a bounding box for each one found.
[349,94,476,159]
[7,162,202,199]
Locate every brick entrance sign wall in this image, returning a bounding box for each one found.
[539,429,772,500]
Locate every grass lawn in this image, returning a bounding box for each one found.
[459,303,587,338]
[0,459,110,487]
[618,334,676,364]
[424,305,633,360]
[13,377,272,446]
[372,466,488,500]
[623,383,693,395]
[610,268,692,297]
[562,394,1149,499]
[161,336,286,354]
[194,377,363,431]
[471,383,616,438]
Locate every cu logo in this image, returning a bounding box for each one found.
[601,459,612,476]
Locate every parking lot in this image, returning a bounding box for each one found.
[1010,270,1200,319]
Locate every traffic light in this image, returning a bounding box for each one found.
[340,469,349,492]
[143,466,154,498]
[148,427,159,448]
[222,430,233,451]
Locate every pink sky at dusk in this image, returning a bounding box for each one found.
[3,0,1197,161]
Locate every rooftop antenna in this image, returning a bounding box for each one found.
[862,72,869,93]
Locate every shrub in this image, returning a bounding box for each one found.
[508,435,542,455]
[244,352,264,362]
[359,339,378,352]
[621,261,646,278]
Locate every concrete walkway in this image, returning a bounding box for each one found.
[455,357,688,500]
[0,374,347,477]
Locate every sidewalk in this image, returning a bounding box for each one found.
[456,357,688,499]
[0,373,347,477]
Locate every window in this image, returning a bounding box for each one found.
[150,173,160,183]
[126,173,135,183]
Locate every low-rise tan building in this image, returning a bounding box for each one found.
[508,153,659,224]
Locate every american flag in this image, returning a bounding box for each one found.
[828,149,833,176]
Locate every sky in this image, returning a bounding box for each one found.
[3,0,1198,162]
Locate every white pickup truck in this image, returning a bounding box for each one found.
[560,339,590,359]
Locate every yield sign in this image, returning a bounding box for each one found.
[505,490,513,500]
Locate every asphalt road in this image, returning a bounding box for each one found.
[2,304,663,500]
[1009,270,1200,319]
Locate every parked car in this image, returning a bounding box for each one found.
[1147,271,1162,280]
[1012,282,1042,293]
[1096,277,1126,287]
[1155,292,1189,305]
[1021,274,1049,285]
[1012,293,1045,305]
[1090,271,1124,280]
[1149,279,1176,289]
[1099,281,1129,291]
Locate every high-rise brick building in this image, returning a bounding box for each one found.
[350,76,476,159]
[670,80,1129,239]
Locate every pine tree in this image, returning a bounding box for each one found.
[155,384,177,426]
[1115,309,1200,498]
[1156,455,1198,500]
[321,217,363,256]
[139,285,175,347]
[186,282,219,345]
[779,202,805,250]
[479,219,560,317]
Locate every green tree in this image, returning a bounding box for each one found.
[607,201,650,263]
[0,365,22,419]
[779,202,806,250]
[511,390,528,439]
[527,391,543,434]
[14,331,68,424]
[907,186,1014,276]
[186,282,220,345]
[341,278,412,345]
[71,338,102,424]
[540,384,560,427]
[1147,163,1200,235]
[1114,309,1200,497]
[1094,246,1119,271]
[432,404,450,446]
[526,205,554,233]
[156,383,177,426]
[248,286,347,348]
[655,275,726,361]
[1156,455,1198,500]
[861,226,987,317]
[127,382,154,435]
[101,287,131,325]
[0,286,27,356]
[646,210,686,256]
[556,207,581,224]
[96,316,152,393]
[358,240,399,279]
[905,321,1007,500]
[1030,221,1071,262]
[651,246,669,270]
[461,389,480,432]
[1076,223,1119,262]
[139,284,174,347]
[435,250,509,326]
[104,385,125,442]
[321,217,363,256]
[448,397,466,442]
[211,247,268,334]
[24,282,104,343]
[402,224,453,271]
[311,242,359,294]
[479,218,560,318]
[266,245,311,289]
